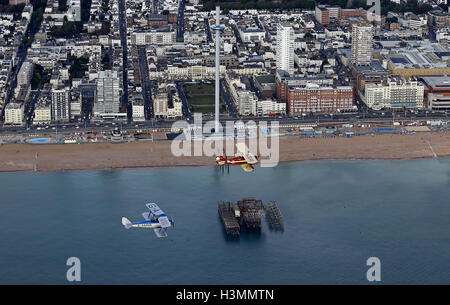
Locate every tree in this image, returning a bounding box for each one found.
[102,53,111,70]
[69,55,89,80]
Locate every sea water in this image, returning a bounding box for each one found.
[0,158,449,284]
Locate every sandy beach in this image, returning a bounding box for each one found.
[1,132,450,172]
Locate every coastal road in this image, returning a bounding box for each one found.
[1,112,449,137]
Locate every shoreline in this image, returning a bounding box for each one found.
[0,156,442,175]
[0,155,441,175]
[1,132,450,173]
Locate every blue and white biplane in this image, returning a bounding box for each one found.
[122,203,174,238]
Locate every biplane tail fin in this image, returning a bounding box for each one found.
[121,217,133,229]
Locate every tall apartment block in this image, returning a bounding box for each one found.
[351,24,373,66]
[276,23,294,76]
[51,87,71,122]
[94,70,121,118]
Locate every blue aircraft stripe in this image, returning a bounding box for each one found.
[132,220,158,225]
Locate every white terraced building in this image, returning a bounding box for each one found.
[258,100,286,116]
[33,97,51,125]
[131,30,176,45]
[4,102,24,125]
[153,91,182,119]
[236,89,258,116]
[132,99,145,122]
[364,79,424,110]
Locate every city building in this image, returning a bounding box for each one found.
[276,23,294,76]
[236,89,258,116]
[70,98,82,118]
[147,14,169,26]
[238,27,266,43]
[132,98,145,122]
[286,83,354,115]
[154,90,168,118]
[21,4,33,20]
[167,99,182,119]
[351,24,373,66]
[427,10,450,29]
[33,97,52,125]
[153,89,182,118]
[315,5,330,25]
[4,102,24,125]
[364,78,424,110]
[427,93,450,110]
[94,70,122,119]
[421,76,450,110]
[67,0,81,22]
[381,41,450,78]
[17,61,34,87]
[258,99,286,116]
[131,28,176,45]
[275,70,334,102]
[51,86,71,122]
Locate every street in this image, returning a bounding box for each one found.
[176,0,186,42]
[137,46,154,119]
[118,0,130,122]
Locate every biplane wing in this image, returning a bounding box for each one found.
[240,163,254,172]
[158,216,172,228]
[153,227,168,238]
[146,203,165,216]
[236,142,258,164]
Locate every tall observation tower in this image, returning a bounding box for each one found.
[210,6,224,133]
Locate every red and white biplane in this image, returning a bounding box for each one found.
[215,143,259,172]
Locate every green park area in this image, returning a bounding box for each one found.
[183,83,226,114]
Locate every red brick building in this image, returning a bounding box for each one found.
[148,14,169,26]
[275,70,353,114]
[286,84,354,114]
[315,6,330,25]
[168,14,178,24]
[340,8,367,19]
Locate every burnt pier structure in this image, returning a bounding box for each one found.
[218,202,240,236]
[218,198,284,236]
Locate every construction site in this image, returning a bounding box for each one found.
[218,198,284,236]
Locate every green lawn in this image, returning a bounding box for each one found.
[189,95,215,105]
[183,83,215,96]
[184,83,226,113]
[189,104,227,114]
